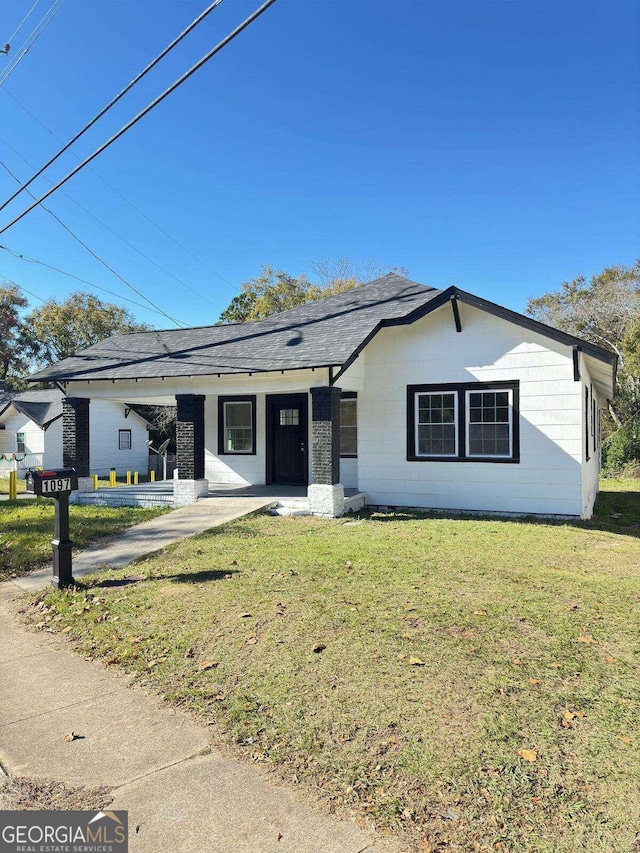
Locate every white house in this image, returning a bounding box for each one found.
[0,389,152,477]
[29,274,616,518]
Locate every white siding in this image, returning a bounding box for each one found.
[356,301,586,516]
[88,403,149,477]
[580,358,602,519]
[43,419,63,469]
[0,409,45,456]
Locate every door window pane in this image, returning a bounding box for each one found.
[279,408,299,426]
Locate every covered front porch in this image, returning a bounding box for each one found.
[60,370,364,517]
[71,480,366,515]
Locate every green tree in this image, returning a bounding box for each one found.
[527,262,640,472]
[25,292,149,366]
[0,284,29,391]
[526,262,640,427]
[218,260,408,324]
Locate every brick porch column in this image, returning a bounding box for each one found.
[175,394,208,505]
[62,397,93,493]
[309,386,344,517]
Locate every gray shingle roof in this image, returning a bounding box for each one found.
[0,389,64,428]
[30,274,443,383]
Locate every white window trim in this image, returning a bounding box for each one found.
[414,391,459,458]
[223,400,254,455]
[464,388,513,459]
[118,429,132,451]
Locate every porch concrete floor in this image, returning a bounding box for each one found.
[77,482,360,502]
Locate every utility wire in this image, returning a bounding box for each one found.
[3,0,43,48]
[0,0,278,235]
[0,243,187,321]
[0,136,225,312]
[0,271,47,304]
[0,159,188,327]
[0,0,64,86]
[0,85,239,292]
[0,0,225,211]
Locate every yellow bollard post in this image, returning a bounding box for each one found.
[9,470,17,500]
[110,468,116,487]
[134,471,139,485]
[92,474,98,490]
[150,470,155,483]
[126,471,131,486]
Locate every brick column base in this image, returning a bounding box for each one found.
[308,483,345,518]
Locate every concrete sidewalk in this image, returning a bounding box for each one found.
[3,495,277,595]
[0,499,391,852]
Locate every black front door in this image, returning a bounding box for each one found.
[266,394,308,485]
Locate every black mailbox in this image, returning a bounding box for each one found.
[26,468,78,496]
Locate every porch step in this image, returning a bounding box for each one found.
[74,490,175,509]
[269,492,366,518]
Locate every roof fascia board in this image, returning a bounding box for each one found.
[454,290,616,367]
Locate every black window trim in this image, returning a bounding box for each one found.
[407,381,520,463]
[118,428,132,451]
[218,395,257,456]
[340,391,357,459]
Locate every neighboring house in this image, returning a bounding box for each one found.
[30,274,616,518]
[0,389,152,476]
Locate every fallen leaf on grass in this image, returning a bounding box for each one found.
[528,678,542,686]
[577,635,595,644]
[473,610,487,616]
[312,643,326,653]
[239,612,252,618]
[199,660,218,671]
[408,656,426,666]
[617,736,632,745]
[513,659,523,666]
[517,748,537,762]
[184,646,195,659]
[64,731,81,742]
[603,655,615,663]
[61,626,73,634]
[245,634,257,645]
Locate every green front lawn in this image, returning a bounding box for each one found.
[0,476,26,494]
[1,502,168,581]
[29,480,640,852]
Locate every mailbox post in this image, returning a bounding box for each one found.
[26,468,79,588]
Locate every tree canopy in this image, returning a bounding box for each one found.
[0,286,149,391]
[25,292,148,367]
[0,285,29,390]
[217,259,408,324]
[527,261,640,470]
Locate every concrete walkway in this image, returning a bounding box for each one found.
[0,499,391,852]
[3,495,277,595]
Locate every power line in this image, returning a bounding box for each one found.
[0,159,188,327]
[0,0,225,212]
[0,0,278,236]
[3,0,44,48]
[0,137,225,313]
[0,85,239,292]
[0,243,188,322]
[0,272,47,304]
[0,0,64,86]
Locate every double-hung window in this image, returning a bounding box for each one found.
[340,393,357,457]
[218,396,256,455]
[16,432,26,454]
[407,382,519,462]
[118,429,132,450]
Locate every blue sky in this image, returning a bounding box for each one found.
[0,0,638,329]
